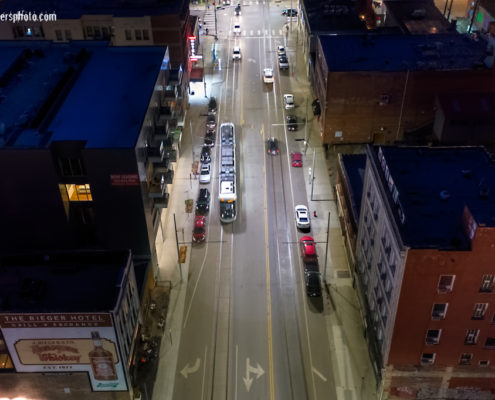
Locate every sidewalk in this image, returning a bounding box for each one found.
[148,19,378,400]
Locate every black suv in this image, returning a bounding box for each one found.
[286,115,297,131]
[208,97,217,115]
[196,188,210,214]
[206,114,216,130]
[267,137,279,155]
[200,146,211,163]
[305,271,322,297]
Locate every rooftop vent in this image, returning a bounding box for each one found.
[440,190,450,201]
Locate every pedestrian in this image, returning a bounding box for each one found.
[206,28,209,35]
[313,210,318,218]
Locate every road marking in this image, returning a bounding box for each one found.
[243,357,265,392]
[262,126,275,400]
[180,357,201,378]
[235,345,239,400]
[201,346,207,400]
[312,367,328,382]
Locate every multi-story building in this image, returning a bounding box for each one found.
[0,250,141,399]
[312,33,494,146]
[0,41,180,284]
[0,0,195,99]
[353,145,495,399]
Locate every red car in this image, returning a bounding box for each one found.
[193,215,206,243]
[300,236,317,263]
[291,152,302,167]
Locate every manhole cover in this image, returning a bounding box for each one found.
[336,270,350,279]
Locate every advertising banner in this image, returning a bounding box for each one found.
[0,313,127,391]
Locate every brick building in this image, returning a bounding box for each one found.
[351,145,495,399]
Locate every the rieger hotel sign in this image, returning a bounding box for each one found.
[0,313,127,391]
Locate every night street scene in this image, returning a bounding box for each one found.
[0,0,495,399]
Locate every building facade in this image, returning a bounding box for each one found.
[354,145,495,399]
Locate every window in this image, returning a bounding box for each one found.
[421,353,435,365]
[135,29,142,40]
[102,27,109,38]
[480,275,494,293]
[432,303,447,320]
[459,353,472,365]
[465,329,479,345]
[94,26,101,37]
[62,184,93,202]
[58,157,86,177]
[143,29,150,40]
[479,360,490,367]
[125,29,132,40]
[484,337,495,349]
[472,303,488,320]
[55,29,63,40]
[438,275,455,293]
[64,29,72,40]
[86,26,93,37]
[426,329,441,345]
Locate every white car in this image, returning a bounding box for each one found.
[199,163,211,184]
[295,205,310,229]
[277,45,286,56]
[283,93,294,109]
[263,68,274,84]
[233,23,241,34]
[232,46,241,60]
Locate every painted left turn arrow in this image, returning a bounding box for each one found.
[180,358,201,378]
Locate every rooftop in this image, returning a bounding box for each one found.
[319,33,489,71]
[372,145,495,250]
[384,0,453,34]
[0,0,185,18]
[0,251,131,313]
[0,41,166,148]
[340,153,366,225]
[302,0,367,33]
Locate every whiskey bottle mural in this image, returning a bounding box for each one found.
[89,331,117,381]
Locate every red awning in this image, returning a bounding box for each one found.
[190,68,204,82]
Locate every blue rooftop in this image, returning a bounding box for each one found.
[0,0,185,18]
[0,41,166,149]
[0,251,130,312]
[373,146,495,250]
[319,33,489,71]
[340,153,366,227]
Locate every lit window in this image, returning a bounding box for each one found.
[438,275,455,293]
[64,184,93,202]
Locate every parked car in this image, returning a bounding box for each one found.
[233,23,241,35]
[206,114,216,129]
[200,146,211,163]
[277,45,286,56]
[208,97,217,115]
[295,205,311,230]
[304,271,322,297]
[193,215,206,243]
[283,93,294,109]
[267,137,279,155]
[291,152,302,167]
[286,114,297,131]
[300,236,317,263]
[196,188,210,214]
[232,46,242,60]
[263,68,274,84]
[278,54,289,70]
[199,163,211,183]
[204,136,215,147]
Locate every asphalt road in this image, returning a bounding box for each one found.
[173,2,337,399]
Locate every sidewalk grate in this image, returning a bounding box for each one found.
[335,270,351,279]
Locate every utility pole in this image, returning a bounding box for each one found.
[189,120,194,162]
[310,148,316,200]
[173,213,183,282]
[323,211,331,283]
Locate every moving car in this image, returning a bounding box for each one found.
[278,54,289,70]
[277,45,286,56]
[267,137,279,155]
[300,236,317,263]
[206,114,217,129]
[283,93,294,109]
[291,152,302,167]
[235,4,241,15]
[286,114,297,131]
[295,205,311,229]
[223,0,230,4]
[199,163,211,183]
[233,23,241,34]
[208,97,217,115]
[282,8,298,16]
[305,271,322,297]
[193,215,206,243]
[263,68,274,84]
[196,188,210,214]
[200,146,211,163]
[232,46,242,60]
